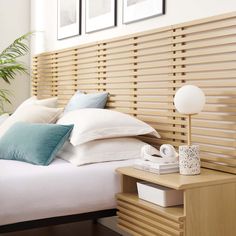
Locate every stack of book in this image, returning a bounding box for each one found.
[134,159,179,174]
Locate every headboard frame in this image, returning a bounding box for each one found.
[32,11,236,174]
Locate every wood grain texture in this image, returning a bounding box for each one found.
[116,167,236,190]
[117,166,236,236]
[117,194,184,236]
[185,183,236,236]
[117,193,185,222]
[32,11,236,174]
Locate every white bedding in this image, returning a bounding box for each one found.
[0,158,137,226]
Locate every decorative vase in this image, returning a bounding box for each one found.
[179,145,200,175]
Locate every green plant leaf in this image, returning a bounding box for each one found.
[0,89,12,114]
[0,32,31,112]
[0,32,30,63]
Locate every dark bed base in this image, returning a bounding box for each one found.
[0,209,117,233]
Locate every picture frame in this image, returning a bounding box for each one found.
[57,0,81,40]
[85,0,117,33]
[123,0,165,24]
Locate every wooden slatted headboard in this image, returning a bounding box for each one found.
[32,12,236,174]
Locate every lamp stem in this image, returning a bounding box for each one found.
[187,114,191,146]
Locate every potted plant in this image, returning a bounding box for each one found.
[0,33,31,113]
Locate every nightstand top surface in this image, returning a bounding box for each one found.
[116,167,236,190]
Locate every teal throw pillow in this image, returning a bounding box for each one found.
[0,122,74,165]
[64,90,109,113]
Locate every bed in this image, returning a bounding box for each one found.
[1,11,236,233]
[0,158,137,231]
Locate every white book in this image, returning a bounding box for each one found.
[134,159,179,174]
[134,164,179,174]
[134,159,179,170]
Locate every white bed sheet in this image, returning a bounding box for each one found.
[0,158,137,226]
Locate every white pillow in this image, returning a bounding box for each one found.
[0,104,62,138]
[0,113,9,126]
[57,138,146,166]
[35,97,58,108]
[57,108,160,146]
[18,96,58,109]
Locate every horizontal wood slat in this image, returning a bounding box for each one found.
[117,193,184,236]
[117,201,182,229]
[32,11,236,174]
[118,212,182,236]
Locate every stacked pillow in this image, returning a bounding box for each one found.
[0,122,73,165]
[57,108,160,145]
[20,96,58,108]
[64,90,109,113]
[0,93,161,166]
[58,90,158,166]
[0,96,58,129]
[57,138,148,166]
[0,96,62,138]
[0,93,109,166]
[0,113,9,126]
[57,108,160,166]
[0,96,68,165]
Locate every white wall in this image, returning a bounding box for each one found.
[0,0,31,112]
[31,0,236,55]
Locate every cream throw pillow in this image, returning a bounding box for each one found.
[0,104,62,138]
[18,96,58,109]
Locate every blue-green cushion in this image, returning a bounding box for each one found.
[64,90,109,113]
[0,122,74,165]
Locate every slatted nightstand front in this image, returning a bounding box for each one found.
[116,167,236,236]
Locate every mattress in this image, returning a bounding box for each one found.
[0,158,137,226]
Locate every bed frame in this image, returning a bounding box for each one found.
[32,11,236,175]
[0,209,116,233]
[2,11,235,233]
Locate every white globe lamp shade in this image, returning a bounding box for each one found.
[174,85,206,115]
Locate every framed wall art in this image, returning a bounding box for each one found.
[57,0,81,40]
[85,0,117,33]
[123,0,165,24]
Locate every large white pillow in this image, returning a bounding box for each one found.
[57,138,146,166]
[0,113,9,126]
[35,97,58,108]
[0,104,62,138]
[57,108,160,146]
[18,96,58,109]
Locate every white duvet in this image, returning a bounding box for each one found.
[0,158,136,226]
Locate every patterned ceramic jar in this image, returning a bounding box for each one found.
[179,145,200,175]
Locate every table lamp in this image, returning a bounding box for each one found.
[174,85,206,175]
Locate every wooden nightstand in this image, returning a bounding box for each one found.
[116,167,236,236]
